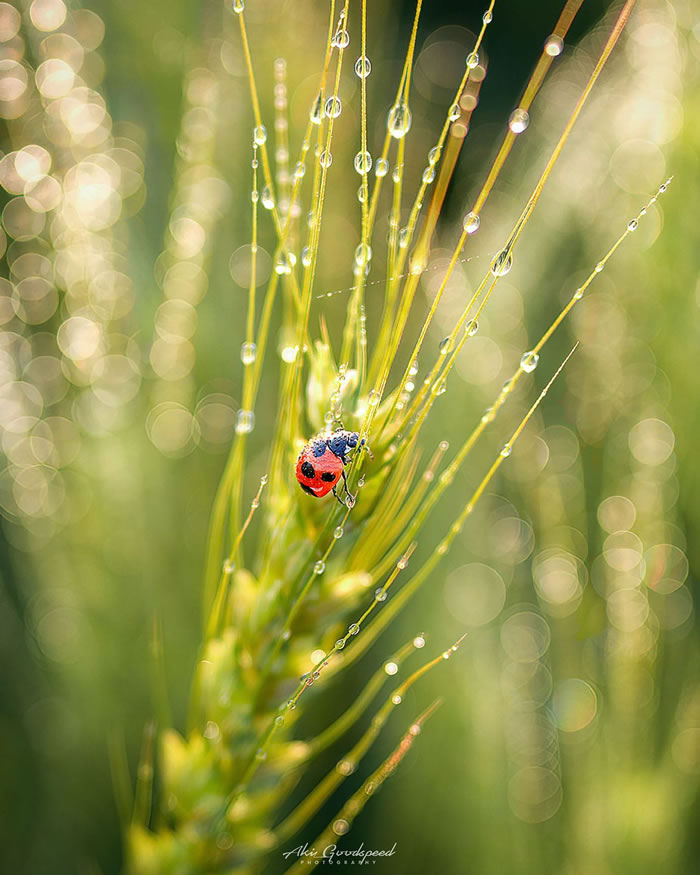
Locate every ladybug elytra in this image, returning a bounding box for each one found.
[295,427,370,504]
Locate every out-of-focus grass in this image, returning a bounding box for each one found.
[0,0,699,873]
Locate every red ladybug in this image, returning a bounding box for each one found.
[296,428,370,504]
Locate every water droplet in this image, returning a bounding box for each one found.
[627,218,638,232]
[491,249,513,277]
[448,103,461,122]
[232,0,244,12]
[240,341,257,365]
[392,164,402,184]
[314,560,325,575]
[466,51,479,69]
[413,635,425,648]
[357,184,366,203]
[387,100,412,139]
[287,699,296,710]
[508,108,530,134]
[545,34,564,56]
[384,661,398,676]
[500,444,512,458]
[345,494,356,508]
[261,185,274,210]
[355,55,371,78]
[436,380,447,396]
[253,124,267,145]
[462,211,480,234]
[354,150,372,174]
[375,157,389,177]
[333,525,344,539]
[354,242,372,267]
[595,261,605,273]
[310,92,324,125]
[482,10,493,24]
[274,715,284,726]
[465,319,479,337]
[573,288,584,300]
[348,623,360,636]
[442,650,451,660]
[428,146,440,166]
[374,587,387,602]
[333,819,349,836]
[392,693,402,705]
[235,409,255,434]
[301,246,312,267]
[520,350,539,372]
[294,161,305,179]
[422,165,436,184]
[251,189,259,203]
[255,748,267,761]
[333,29,349,49]
[274,252,292,275]
[223,558,235,574]
[398,227,410,249]
[320,149,332,169]
[325,96,342,119]
[439,336,452,354]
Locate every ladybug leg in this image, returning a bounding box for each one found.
[331,485,346,506]
[340,467,356,504]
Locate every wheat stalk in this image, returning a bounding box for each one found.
[114,1,677,871]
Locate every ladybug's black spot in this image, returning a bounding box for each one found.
[321,471,336,482]
[299,483,316,496]
[300,461,315,478]
[312,440,327,457]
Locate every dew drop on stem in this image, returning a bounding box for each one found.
[520,350,539,372]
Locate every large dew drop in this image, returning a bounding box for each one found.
[354,243,372,268]
[491,249,513,277]
[544,34,564,56]
[325,96,342,119]
[240,341,257,365]
[354,150,372,174]
[508,108,530,134]
[309,92,324,125]
[235,409,255,434]
[462,211,480,234]
[387,100,412,139]
[355,56,371,78]
[520,350,539,373]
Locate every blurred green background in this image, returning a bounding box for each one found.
[1,0,699,872]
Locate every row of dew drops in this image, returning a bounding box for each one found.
[229,2,566,435]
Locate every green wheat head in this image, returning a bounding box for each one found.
[112,0,681,872]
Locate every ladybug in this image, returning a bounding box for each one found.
[296,427,370,504]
